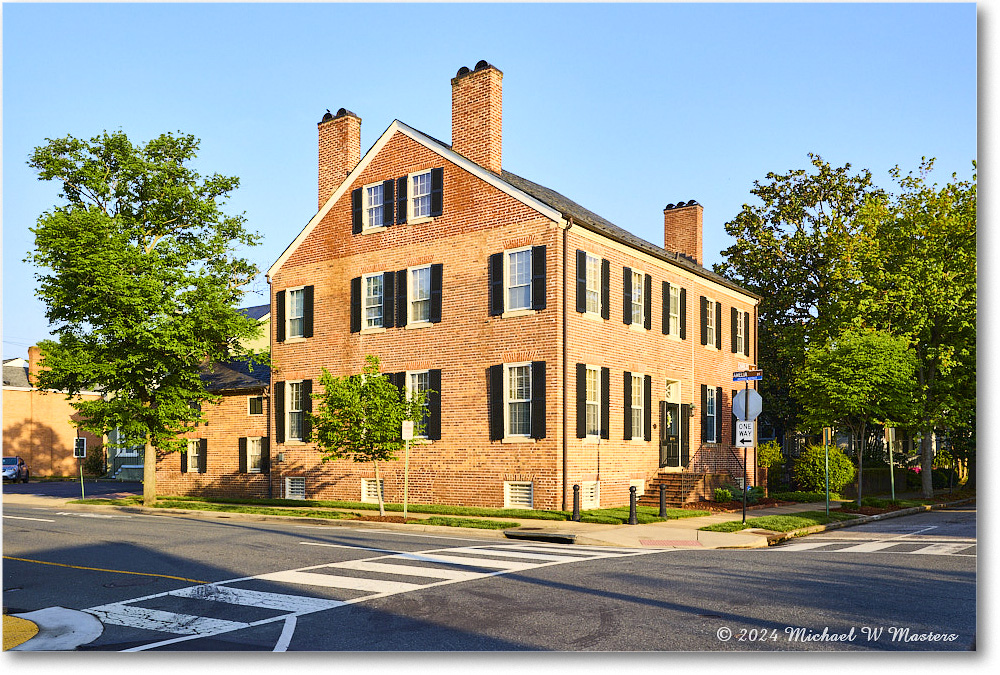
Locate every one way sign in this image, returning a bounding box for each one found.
[735,420,755,448]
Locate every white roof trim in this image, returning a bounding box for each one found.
[267,120,562,279]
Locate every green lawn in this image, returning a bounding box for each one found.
[700,510,861,533]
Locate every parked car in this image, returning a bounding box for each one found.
[2,456,30,483]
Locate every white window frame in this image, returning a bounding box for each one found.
[285,477,306,500]
[408,170,433,223]
[248,395,264,416]
[585,365,600,438]
[408,264,432,325]
[706,387,718,444]
[406,369,431,439]
[363,272,385,330]
[735,310,746,354]
[362,478,385,504]
[287,380,304,442]
[584,252,601,316]
[630,373,644,441]
[504,362,533,438]
[247,436,263,474]
[669,285,681,335]
[363,181,385,230]
[287,286,305,339]
[504,246,533,313]
[581,481,600,510]
[705,297,717,347]
[187,439,201,473]
[631,269,644,326]
[504,481,534,509]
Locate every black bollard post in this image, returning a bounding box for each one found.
[628,486,638,525]
[659,482,667,518]
[572,484,581,521]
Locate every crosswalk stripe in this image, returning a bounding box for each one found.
[330,560,484,580]
[256,570,425,593]
[774,541,839,551]
[909,543,974,555]
[834,542,901,553]
[442,547,583,562]
[393,552,535,570]
[169,584,344,613]
[86,604,248,636]
[496,544,650,555]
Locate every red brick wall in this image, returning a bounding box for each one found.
[2,387,103,477]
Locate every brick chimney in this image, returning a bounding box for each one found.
[451,61,503,174]
[27,344,43,386]
[317,108,361,209]
[663,200,703,266]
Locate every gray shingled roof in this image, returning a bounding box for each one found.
[3,363,31,388]
[200,358,270,393]
[239,304,271,321]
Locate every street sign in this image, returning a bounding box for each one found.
[74,437,87,458]
[733,388,763,421]
[733,369,763,382]
[401,420,414,441]
[735,420,755,448]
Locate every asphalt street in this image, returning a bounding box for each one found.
[2,495,976,652]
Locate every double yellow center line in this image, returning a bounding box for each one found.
[3,556,207,584]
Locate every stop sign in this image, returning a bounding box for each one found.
[733,389,762,421]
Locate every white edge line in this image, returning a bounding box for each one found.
[3,515,56,522]
[273,615,296,652]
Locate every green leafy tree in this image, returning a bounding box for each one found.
[795,327,917,504]
[793,444,856,494]
[309,355,429,517]
[852,160,976,497]
[714,154,881,441]
[27,130,261,505]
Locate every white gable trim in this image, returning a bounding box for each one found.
[267,120,562,279]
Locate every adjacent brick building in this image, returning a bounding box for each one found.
[160,61,760,510]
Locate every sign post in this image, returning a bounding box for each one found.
[732,370,763,523]
[885,427,896,500]
[822,427,832,516]
[74,437,87,500]
[401,420,414,521]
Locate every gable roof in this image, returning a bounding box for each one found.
[239,304,271,321]
[3,362,31,388]
[267,119,756,300]
[200,358,270,394]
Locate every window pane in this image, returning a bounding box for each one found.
[412,172,431,218]
[249,397,263,415]
[509,401,531,436]
[289,382,303,440]
[365,275,383,328]
[585,367,599,436]
[248,438,262,472]
[289,289,304,338]
[507,365,531,436]
[670,287,680,333]
[631,375,643,438]
[631,271,643,324]
[411,267,431,322]
[507,250,532,310]
[585,255,600,314]
[366,184,383,227]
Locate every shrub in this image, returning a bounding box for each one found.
[714,487,733,503]
[932,467,960,489]
[82,446,107,476]
[905,467,922,490]
[757,440,783,469]
[793,444,856,493]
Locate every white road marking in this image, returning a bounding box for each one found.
[169,584,344,613]
[834,541,902,553]
[299,541,405,554]
[773,541,838,551]
[3,515,55,522]
[273,615,296,652]
[256,570,425,593]
[443,546,584,562]
[55,512,131,519]
[392,552,536,570]
[86,604,249,636]
[909,543,974,555]
[330,559,484,580]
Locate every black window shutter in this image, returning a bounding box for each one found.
[662,281,671,335]
[623,267,633,325]
[383,271,395,329]
[623,371,633,440]
[731,306,739,353]
[715,302,723,350]
[600,259,610,320]
[716,386,724,443]
[681,404,691,466]
[303,285,314,338]
[701,384,708,442]
[198,438,207,474]
[600,367,610,439]
[396,176,407,225]
[352,187,362,233]
[301,380,313,440]
[679,288,687,340]
[427,369,442,440]
[388,372,404,400]
[531,245,547,310]
[744,311,751,357]
[575,250,587,313]
[530,361,546,439]
[261,437,270,473]
[488,365,503,441]
[350,277,362,333]
[488,253,503,316]
[576,363,587,438]
[430,167,444,217]
[239,437,248,473]
[644,374,652,441]
[430,263,443,323]
[396,269,408,327]
[275,290,286,343]
[700,296,708,345]
[180,449,187,473]
[643,274,652,330]
[382,179,395,226]
[274,381,285,444]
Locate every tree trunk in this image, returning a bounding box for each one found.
[920,430,934,498]
[966,445,976,489]
[143,436,157,506]
[373,459,385,517]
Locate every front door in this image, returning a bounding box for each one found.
[659,401,681,468]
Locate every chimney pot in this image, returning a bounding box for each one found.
[451,62,503,174]
[663,201,703,267]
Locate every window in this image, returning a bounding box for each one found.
[409,265,431,324]
[669,285,681,334]
[364,273,384,329]
[735,310,745,354]
[365,182,384,229]
[507,249,532,311]
[506,364,532,436]
[705,299,716,346]
[701,297,722,348]
[362,478,384,504]
[286,477,306,500]
[407,370,431,438]
[248,396,264,416]
[184,438,206,474]
[630,374,644,440]
[706,387,718,443]
[576,250,610,319]
[187,439,200,466]
[247,437,263,473]
[276,286,313,342]
[410,170,432,220]
[585,366,600,437]
[288,381,304,441]
[504,481,534,509]
[584,254,601,314]
[631,270,644,325]
[288,288,304,338]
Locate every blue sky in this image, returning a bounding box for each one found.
[2,2,979,360]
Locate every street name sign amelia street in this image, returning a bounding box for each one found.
[732,369,763,382]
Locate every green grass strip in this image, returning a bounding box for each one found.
[152,500,361,520]
[770,491,844,503]
[699,510,861,533]
[422,517,516,530]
